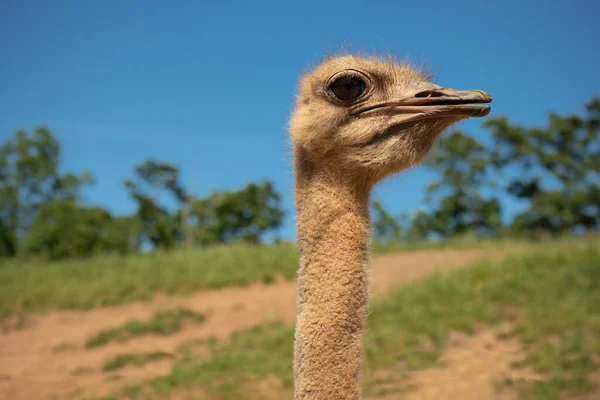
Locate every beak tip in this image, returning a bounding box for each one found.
[472,105,492,118]
[477,90,493,103]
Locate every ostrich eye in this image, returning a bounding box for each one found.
[330,76,366,102]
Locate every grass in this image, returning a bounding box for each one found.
[108,322,293,400]
[371,235,516,254]
[102,352,174,372]
[86,307,205,348]
[104,238,599,400]
[2,235,588,320]
[0,242,299,318]
[370,233,596,255]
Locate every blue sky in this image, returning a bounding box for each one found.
[1,0,598,240]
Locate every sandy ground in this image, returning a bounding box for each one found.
[0,248,503,400]
[399,326,541,400]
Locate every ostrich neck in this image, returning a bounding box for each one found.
[293,157,371,400]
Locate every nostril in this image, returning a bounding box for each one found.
[414,90,444,98]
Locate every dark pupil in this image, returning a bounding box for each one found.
[331,76,365,101]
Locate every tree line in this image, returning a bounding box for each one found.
[1,96,598,260]
[0,130,284,259]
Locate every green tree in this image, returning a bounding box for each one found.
[371,200,402,243]
[407,209,435,239]
[125,160,188,249]
[25,199,113,260]
[26,203,140,260]
[421,131,502,237]
[190,180,284,245]
[106,215,142,255]
[0,127,92,257]
[485,96,600,236]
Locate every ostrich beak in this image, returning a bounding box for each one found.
[352,88,492,119]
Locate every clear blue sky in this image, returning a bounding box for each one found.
[1,0,599,240]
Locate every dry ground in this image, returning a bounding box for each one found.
[0,248,519,400]
[392,325,542,400]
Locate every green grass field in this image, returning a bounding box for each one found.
[97,238,599,400]
[1,236,586,320]
[0,243,299,319]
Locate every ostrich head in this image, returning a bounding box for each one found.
[289,55,492,184]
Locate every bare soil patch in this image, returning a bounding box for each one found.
[397,325,542,400]
[0,248,492,400]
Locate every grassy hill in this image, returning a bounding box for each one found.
[1,236,596,319]
[99,238,600,400]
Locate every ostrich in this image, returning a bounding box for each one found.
[289,54,492,399]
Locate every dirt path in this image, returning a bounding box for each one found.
[0,248,495,400]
